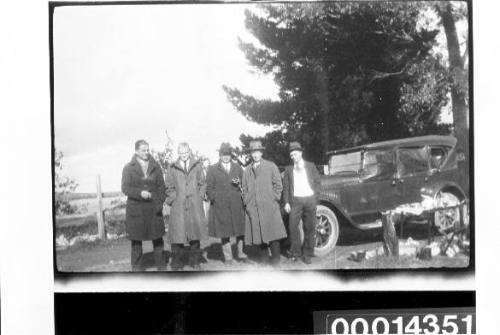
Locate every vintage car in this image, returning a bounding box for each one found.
[307,135,469,257]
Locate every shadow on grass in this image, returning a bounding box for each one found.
[139,250,172,270]
[202,241,267,264]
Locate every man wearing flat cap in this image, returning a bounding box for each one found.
[206,142,248,264]
[282,142,321,264]
[242,140,287,266]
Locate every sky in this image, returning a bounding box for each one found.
[54,4,278,192]
[54,2,468,193]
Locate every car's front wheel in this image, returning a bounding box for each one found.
[299,205,340,257]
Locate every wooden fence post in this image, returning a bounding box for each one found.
[96,174,106,240]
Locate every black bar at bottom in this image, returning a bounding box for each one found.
[55,291,475,335]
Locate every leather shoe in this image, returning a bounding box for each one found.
[302,255,312,264]
[238,257,251,264]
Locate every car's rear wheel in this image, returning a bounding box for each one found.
[434,191,464,233]
[299,205,340,257]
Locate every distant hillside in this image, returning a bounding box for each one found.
[56,192,124,201]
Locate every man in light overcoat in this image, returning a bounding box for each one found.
[242,140,287,266]
[165,143,207,270]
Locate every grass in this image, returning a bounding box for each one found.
[55,207,127,240]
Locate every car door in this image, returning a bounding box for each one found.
[342,176,380,215]
[427,145,455,184]
[396,145,431,205]
[345,149,401,215]
[365,149,403,212]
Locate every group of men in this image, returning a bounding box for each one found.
[121,139,320,271]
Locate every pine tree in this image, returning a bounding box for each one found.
[225,2,453,163]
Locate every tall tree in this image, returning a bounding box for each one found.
[434,1,469,190]
[434,1,469,150]
[225,3,451,163]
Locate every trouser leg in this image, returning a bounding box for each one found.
[188,240,201,268]
[131,240,143,271]
[236,235,248,259]
[259,243,270,263]
[152,238,165,270]
[170,243,184,270]
[221,237,233,262]
[269,240,281,266]
[289,199,304,257]
[302,197,317,257]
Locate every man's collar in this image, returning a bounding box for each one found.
[294,159,305,168]
[136,155,149,163]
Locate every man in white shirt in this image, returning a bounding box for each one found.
[282,142,321,264]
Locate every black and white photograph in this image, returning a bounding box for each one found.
[52,0,472,274]
[13,0,500,333]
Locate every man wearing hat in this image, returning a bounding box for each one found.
[282,142,321,264]
[206,142,248,264]
[242,140,287,266]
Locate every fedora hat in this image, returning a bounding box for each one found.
[288,141,304,152]
[218,142,233,155]
[247,140,265,152]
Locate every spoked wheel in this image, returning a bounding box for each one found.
[299,205,340,257]
[434,191,462,233]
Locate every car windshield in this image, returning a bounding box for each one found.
[327,151,362,176]
[361,149,395,178]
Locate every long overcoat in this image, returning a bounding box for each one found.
[121,155,166,241]
[165,159,206,244]
[206,161,245,238]
[242,159,287,245]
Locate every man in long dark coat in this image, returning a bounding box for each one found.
[165,142,206,270]
[122,139,166,271]
[242,140,287,266]
[282,142,321,264]
[206,143,248,264]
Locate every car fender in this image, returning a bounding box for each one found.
[318,195,357,227]
[420,181,467,201]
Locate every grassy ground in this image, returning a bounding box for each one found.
[56,234,469,272]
